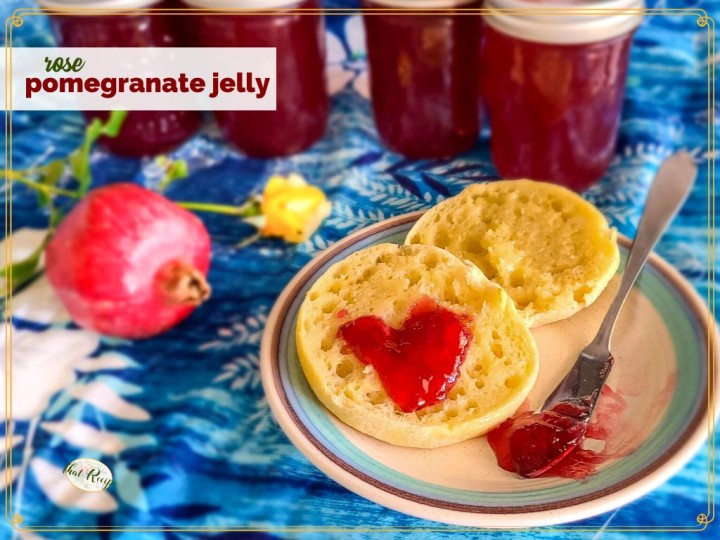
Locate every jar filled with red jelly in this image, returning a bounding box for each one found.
[362,0,482,159]
[39,0,202,157]
[183,0,328,158]
[481,0,644,191]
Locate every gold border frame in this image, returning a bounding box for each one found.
[3,4,716,534]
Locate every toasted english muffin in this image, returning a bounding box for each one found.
[405,180,619,327]
[296,243,538,449]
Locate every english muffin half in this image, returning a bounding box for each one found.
[405,180,619,327]
[296,243,538,449]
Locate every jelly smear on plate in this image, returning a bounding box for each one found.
[338,299,472,413]
[487,401,592,478]
[488,386,633,479]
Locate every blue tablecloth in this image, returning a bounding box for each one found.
[2,0,717,538]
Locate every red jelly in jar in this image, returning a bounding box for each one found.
[40,0,202,157]
[362,0,482,159]
[184,0,329,158]
[481,0,644,191]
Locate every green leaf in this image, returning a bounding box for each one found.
[42,160,65,187]
[85,117,105,145]
[35,160,66,207]
[69,112,128,198]
[1,233,49,293]
[7,111,127,208]
[100,110,129,138]
[49,203,64,229]
[158,159,189,191]
[36,185,51,208]
[69,120,101,197]
[68,151,91,197]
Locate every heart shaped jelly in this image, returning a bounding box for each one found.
[338,301,472,413]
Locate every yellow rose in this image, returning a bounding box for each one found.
[260,174,332,243]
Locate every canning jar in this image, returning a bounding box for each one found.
[363,0,482,159]
[184,0,328,158]
[40,0,202,157]
[481,0,644,191]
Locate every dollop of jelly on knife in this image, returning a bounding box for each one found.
[487,400,593,478]
[338,300,472,413]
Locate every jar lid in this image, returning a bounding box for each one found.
[181,0,305,7]
[38,0,159,8]
[366,0,478,6]
[485,0,645,44]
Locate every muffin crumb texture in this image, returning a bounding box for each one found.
[405,180,620,327]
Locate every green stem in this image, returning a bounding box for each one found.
[12,173,258,219]
[176,201,254,217]
[10,175,78,198]
[3,165,46,175]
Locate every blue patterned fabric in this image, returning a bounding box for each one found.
[2,0,718,538]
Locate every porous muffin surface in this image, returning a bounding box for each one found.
[296,243,538,449]
[405,180,620,327]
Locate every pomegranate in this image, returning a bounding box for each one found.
[46,183,211,339]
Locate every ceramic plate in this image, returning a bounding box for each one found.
[260,212,717,527]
